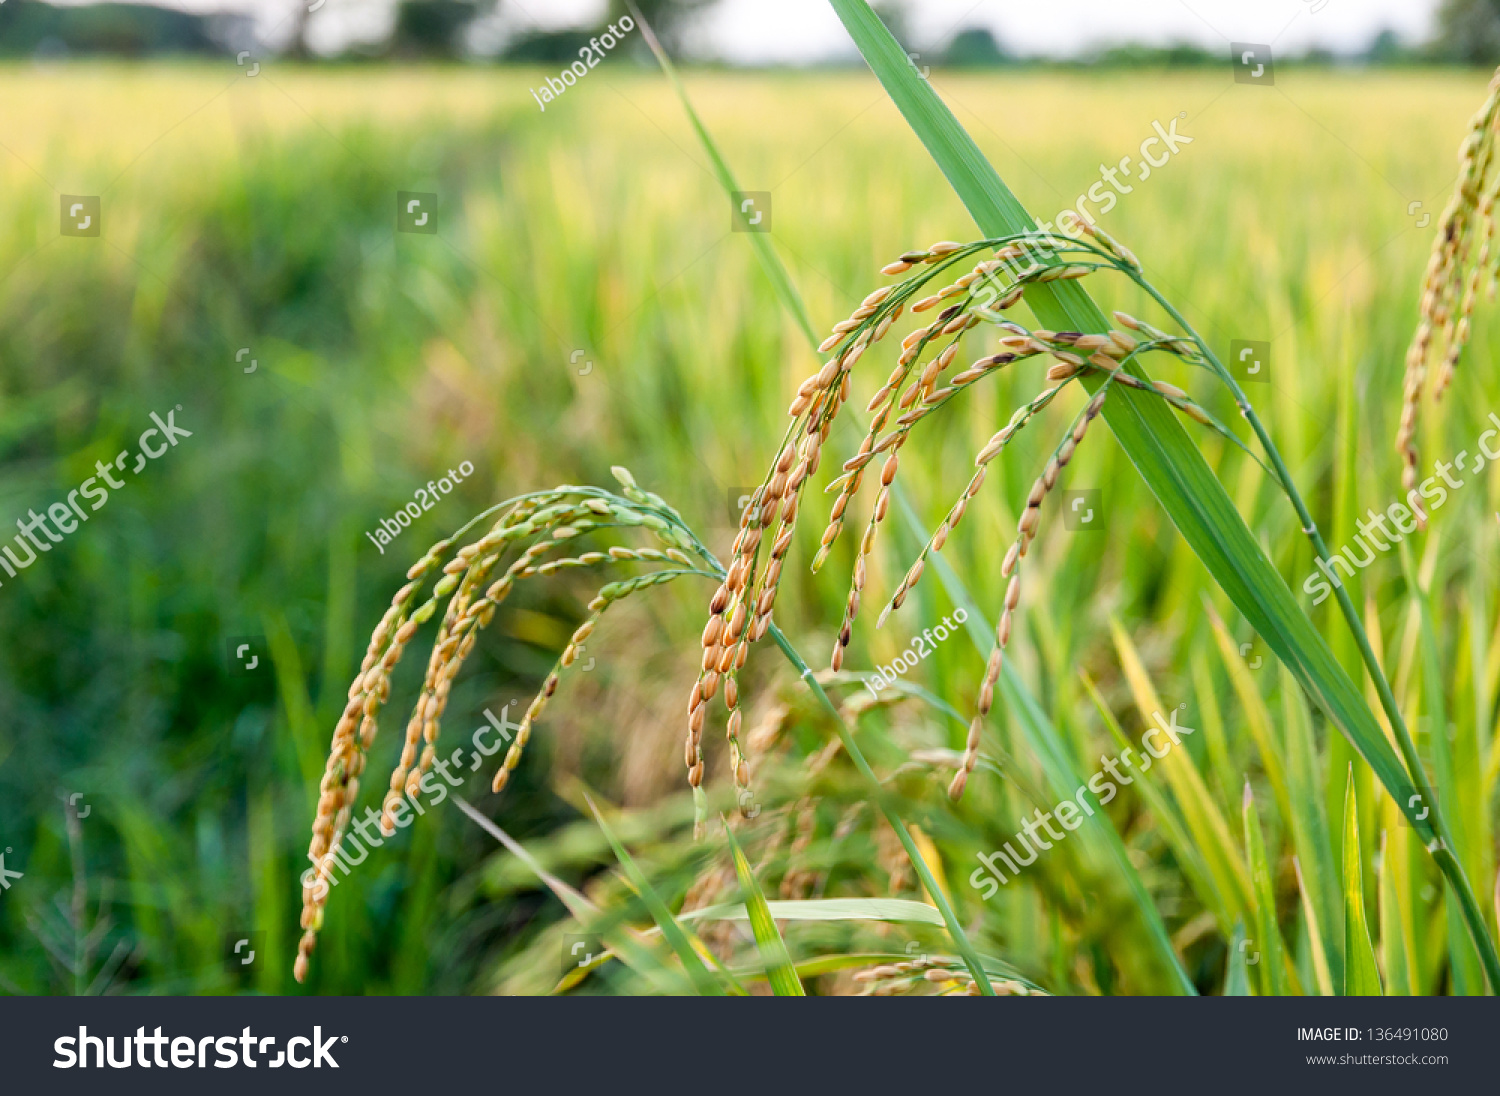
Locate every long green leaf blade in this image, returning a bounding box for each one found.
[1342,769,1383,995]
[1226,919,1254,996]
[1281,667,1342,992]
[584,794,729,996]
[1243,784,1294,996]
[454,799,701,994]
[724,824,805,996]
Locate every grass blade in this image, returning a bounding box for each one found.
[683,896,944,926]
[628,2,817,345]
[1377,826,1413,996]
[723,823,805,996]
[1281,667,1342,992]
[1111,619,1251,921]
[1292,855,1336,997]
[1342,768,1383,995]
[1243,784,1295,996]
[583,793,729,996]
[1206,599,1292,828]
[1226,919,1253,996]
[1400,543,1486,994]
[1084,671,1221,926]
[454,799,706,995]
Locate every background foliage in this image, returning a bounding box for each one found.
[1,61,1498,994]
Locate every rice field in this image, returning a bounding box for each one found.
[2,55,1499,996]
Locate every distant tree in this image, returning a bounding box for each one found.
[1363,29,1409,65]
[1091,43,1216,68]
[872,1,911,46]
[501,28,595,64]
[943,27,1008,68]
[605,0,716,51]
[0,0,225,57]
[1434,0,1500,64]
[388,0,496,59]
[501,0,720,62]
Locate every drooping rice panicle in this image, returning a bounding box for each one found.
[851,955,1034,997]
[300,539,452,949]
[495,568,708,795]
[688,227,1228,813]
[297,472,720,983]
[381,501,611,827]
[949,382,1112,800]
[1396,66,1500,520]
[877,379,1063,629]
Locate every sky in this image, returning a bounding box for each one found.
[689,0,1438,64]
[50,0,1443,59]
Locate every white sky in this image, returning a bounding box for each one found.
[50,0,1442,59]
[692,0,1438,63]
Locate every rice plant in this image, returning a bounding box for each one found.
[295,467,995,991]
[286,12,1500,996]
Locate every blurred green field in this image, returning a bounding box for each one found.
[2,61,1498,996]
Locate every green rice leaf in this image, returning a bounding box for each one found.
[1401,543,1485,994]
[1226,919,1254,996]
[1243,783,1295,995]
[454,799,708,995]
[1281,667,1342,992]
[1206,599,1292,827]
[723,824,805,996]
[1111,619,1251,923]
[1342,768,1383,995]
[1377,826,1413,996]
[583,793,729,996]
[1293,855,1336,997]
[1083,670,1221,930]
